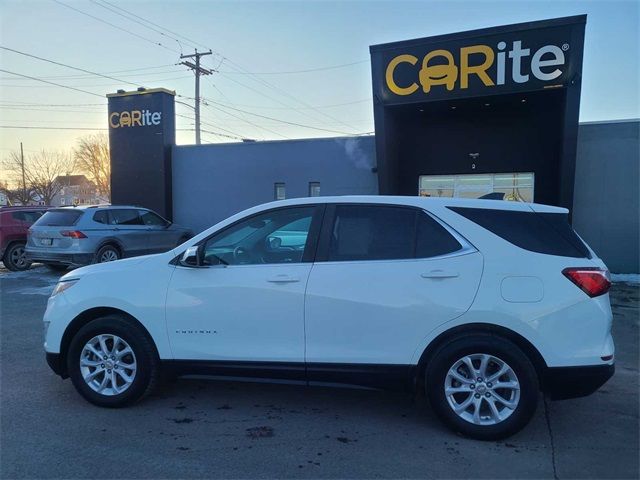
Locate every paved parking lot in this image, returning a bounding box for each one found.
[1,265,638,479]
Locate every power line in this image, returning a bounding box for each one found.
[0,69,103,98]
[218,59,368,75]
[195,97,288,140]
[0,125,107,131]
[51,0,181,54]
[89,0,186,53]
[96,0,212,52]
[215,58,363,134]
[0,68,184,81]
[0,45,145,88]
[209,98,372,111]
[175,112,246,141]
[0,102,105,107]
[0,106,104,114]
[201,97,364,136]
[0,74,191,88]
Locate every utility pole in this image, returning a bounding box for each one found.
[180,49,213,145]
[20,142,26,204]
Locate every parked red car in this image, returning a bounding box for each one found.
[0,206,49,271]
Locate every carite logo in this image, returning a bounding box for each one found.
[109,109,162,128]
[385,40,568,96]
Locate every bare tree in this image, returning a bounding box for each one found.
[74,134,110,199]
[3,149,75,205]
[1,152,33,205]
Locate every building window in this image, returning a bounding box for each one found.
[274,182,286,200]
[309,182,321,197]
[418,172,535,202]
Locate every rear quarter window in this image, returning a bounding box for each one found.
[93,210,109,224]
[448,207,591,259]
[35,210,83,227]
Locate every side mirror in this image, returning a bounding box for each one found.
[266,236,282,251]
[179,245,201,267]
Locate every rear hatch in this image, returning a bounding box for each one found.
[28,209,84,250]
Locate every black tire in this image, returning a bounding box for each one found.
[67,316,159,408]
[425,334,539,440]
[3,242,31,271]
[95,244,121,264]
[44,263,68,272]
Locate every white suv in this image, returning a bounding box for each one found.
[43,196,614,440]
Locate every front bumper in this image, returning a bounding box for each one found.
[26,250,92,266]
[543,363,615,400]
[46,352,68,378]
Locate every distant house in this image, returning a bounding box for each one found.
[52,175,103,207]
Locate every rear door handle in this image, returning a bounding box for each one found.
[421,270,459,279]
[267,274,300,283]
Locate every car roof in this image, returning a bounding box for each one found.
[52,204,146,210]
[255,195,568,214]
[0,205,50,212]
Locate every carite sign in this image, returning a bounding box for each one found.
[109,109,162,128]
[107,88,175,219]
[370,16,586,104]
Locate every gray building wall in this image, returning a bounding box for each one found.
[172,136,377,233]
[573,120,639,273]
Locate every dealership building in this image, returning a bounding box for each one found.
[107,15,639,273]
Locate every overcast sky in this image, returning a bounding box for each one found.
[0,0,638,164]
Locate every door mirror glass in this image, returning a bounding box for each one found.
[266,236,282,251]
[180,246,201,267]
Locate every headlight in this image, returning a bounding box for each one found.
[51,279,79,297]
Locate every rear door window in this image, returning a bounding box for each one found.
[327,205,415,261]
[110,209,143,226]
[448,207,591,258]
[415,212,463,258]
[93,210,109,224]
[35,210,82,226]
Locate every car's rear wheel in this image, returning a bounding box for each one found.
[3,242,32,271]
[426,334,539,440]
[67,316,159,407]
[95,244,120,263]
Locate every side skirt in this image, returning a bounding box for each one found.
[162,360,416,392]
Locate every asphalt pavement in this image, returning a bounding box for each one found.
[1,265,638,479]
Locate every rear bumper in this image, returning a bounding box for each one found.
[25,250,92,266]
[543,363,615,400]
[46,352,68,378]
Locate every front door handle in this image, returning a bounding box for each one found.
[421,270,459,279]
[267,274,300,283]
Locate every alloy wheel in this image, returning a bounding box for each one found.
[99,250,119,262]
[444,353,520,425]
[10,245,27,268]
[79,334,137,396]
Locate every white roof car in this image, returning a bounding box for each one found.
[43,196,614,440]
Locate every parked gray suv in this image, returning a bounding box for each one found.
[25,205,193,271]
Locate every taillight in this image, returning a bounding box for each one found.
[562,267,611,297]
[60,230,87,239]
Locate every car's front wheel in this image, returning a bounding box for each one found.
[426,334,539,440]
[3,242,32,271]
[67,316,159,407]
